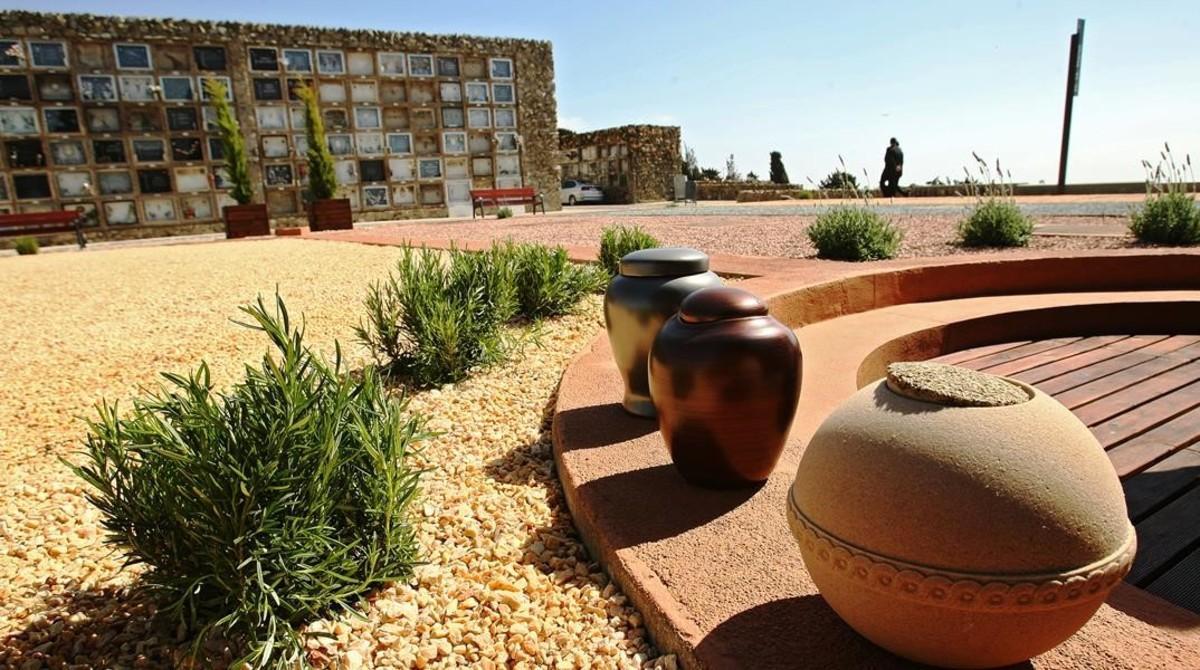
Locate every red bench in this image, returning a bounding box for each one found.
[0,210,88,249]
[470,187,546,219]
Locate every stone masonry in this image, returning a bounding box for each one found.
[0,11,559,238]
[558,125,680,203]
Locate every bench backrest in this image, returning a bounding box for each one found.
[0,210,80,229]
[470,187,536,200]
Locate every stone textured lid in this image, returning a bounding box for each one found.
[619,247,709,278]
[679,286,768,324]
[886,362,1031,407]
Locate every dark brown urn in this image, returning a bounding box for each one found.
[308,198,353,231]
[222,203,270,239]
[648,286,801,487]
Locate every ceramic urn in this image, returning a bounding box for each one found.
[787,362,1136,669]
[604,247,722,417]
[649,286,801,487]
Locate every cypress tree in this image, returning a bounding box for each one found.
[295,83,338,201]
[769,151,790,185]
[204,79,253,204]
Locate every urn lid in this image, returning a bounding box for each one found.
[679,286,769,324]
[619,247,710,278]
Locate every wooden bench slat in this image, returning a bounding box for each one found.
[469,187,545,218]
[0,210,88,248]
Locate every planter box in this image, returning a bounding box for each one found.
[223,204,271,239]
[308,198,353,231]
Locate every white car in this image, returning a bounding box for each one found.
[561,179,604,205]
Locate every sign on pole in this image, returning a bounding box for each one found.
[1057,19,1085,193]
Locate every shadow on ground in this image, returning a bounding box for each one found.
[0,586,188,668]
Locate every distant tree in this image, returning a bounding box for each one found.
[769,151,790,185]
[681,143,701,180]
[819,170,859,190]
[746,171,760,181]
[700,167,722,181]
[724,154,741,181]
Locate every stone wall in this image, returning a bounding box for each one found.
[0,11,558,238]
[695,181,800,200]
[558,125,680,203]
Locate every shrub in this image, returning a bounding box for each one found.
[497,206,514,219]
[1130,144,1199,245]
[357,245,517,387]
[958,199,1034,247]
[295,83,338,201]
[14,236,38,255]
[955,153,1033,247]
[510,243,607,318]
[819,170,859,191]
[599,225,660,276]
[203,78,253,205]
[807,206,902,261]
[70,295,424,669]
[1131,192,1200,245]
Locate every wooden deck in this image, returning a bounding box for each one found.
[933,335,1200,614]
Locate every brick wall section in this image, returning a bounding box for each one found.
[558,125,680,203]
[0,11,559,238]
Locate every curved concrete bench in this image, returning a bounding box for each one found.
[552,249,1200,669]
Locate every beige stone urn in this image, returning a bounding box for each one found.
[787,362,1136,669]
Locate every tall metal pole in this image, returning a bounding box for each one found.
[1057,19,1085,193]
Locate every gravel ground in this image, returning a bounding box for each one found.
[0,239,665,669]
[365,211,1134,260]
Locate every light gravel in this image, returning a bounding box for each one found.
[0,239,667,669]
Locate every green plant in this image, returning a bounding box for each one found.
[1130,144,1199,245]
[959,199,1033,247]
[295,83,338,201]
[510,243,607,319]
[70,294,424,669]
[14,236,38,255]
[807,206,902,261]
[497,206,514,219]
[203,79,253,205]
[357,245,518,386]
[956,153,1033,248]
[599,225,660,276]
[769,151,790,185]
[819,170,859,191]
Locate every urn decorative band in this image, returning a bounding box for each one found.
[787,488,1136,613]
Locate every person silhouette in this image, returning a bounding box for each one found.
[880,138,907,197]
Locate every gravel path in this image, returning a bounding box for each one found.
[0,240,664,669]
[364,211,1134,260]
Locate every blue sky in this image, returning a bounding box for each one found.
[15,0,1198,184]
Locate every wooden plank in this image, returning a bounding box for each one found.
[985,335,1126,377]
[1127,485,1200,585]
[1107,407,1200,478]
[1145,543,1200,614]
[1014,334,1171,385]
[1070,358,1200,425]
[1050,344,1200,412]
[1122,447,1200,521]
[956,337,1082,371]
[934,340,1033,366]
[1034,336,1200,396]
[1093,379,1200,448]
